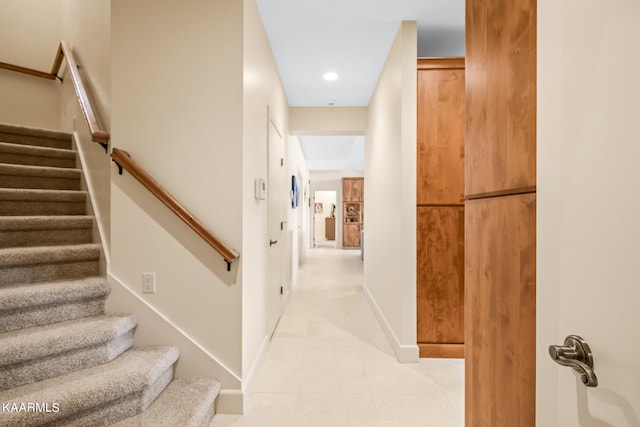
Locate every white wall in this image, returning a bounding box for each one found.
[537,4,561,422]
[59,0,112,257]
[0,0,62,128]
[286,135,310,282]
[110,0,244,390]
[241,0,308,405]
[364,21,418,363]
[290,107,368,136]
[241,0,287,395]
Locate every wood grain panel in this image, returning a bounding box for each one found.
[465,193,536,427]
[419,343,465,359]
[417,64,465,205]
[325,217,336,241]
[417,57,465,70]
[417,207,464,346]
[343,223,361,247]
[343,178,363,202]
[466,0,537,197]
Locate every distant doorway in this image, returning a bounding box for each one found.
[313,191,337,248]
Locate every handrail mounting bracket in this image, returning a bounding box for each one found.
[112,159,124,175]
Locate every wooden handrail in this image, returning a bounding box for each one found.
[58,42,109,147]
[0,41,109,148]
[111,148,240,270]
[3,44,236,269]
[0,62,57,80]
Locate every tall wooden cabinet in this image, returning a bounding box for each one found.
[465,0,536,425]
[416,57,465,358]
[342,178,363,247]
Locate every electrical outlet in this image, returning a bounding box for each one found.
[142,272,156,294]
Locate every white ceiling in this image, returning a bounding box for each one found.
[256,0,465,171]
[298,136,364,172]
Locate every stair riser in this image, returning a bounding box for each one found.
[0,297,107,333]
[0,132,71,150]
[0,329,135,390]
[0,228,93,248]
[145,366,176,408]
[0,174,81,191]
[200,398,216,427]
[0,201,87,216]
[0,261,99,286]
[0,152,76,168]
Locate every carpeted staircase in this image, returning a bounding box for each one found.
[0,123,220,426]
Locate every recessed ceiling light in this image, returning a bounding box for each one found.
[323,72,339,81]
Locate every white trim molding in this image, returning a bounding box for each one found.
[106,273,244,413]
[217,389,244,415]
[362,284,419,363]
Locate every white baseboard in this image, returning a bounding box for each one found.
[238,334,271,413]
[72,132,110,264]
[362,284,419,363]
[217,389,244,415]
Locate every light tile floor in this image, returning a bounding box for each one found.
[211,248,464,427]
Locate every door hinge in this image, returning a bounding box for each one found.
[280,221,284,230]
[280,286,283,295]
[280,158,284,166]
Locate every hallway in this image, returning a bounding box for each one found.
[212,248,464,427]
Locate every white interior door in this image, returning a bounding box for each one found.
[537,0,640,425]
[267,116,284,336]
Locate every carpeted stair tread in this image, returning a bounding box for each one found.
[0,314,137,390]
[0,346,179,426]
[0,277,110,332]
[0,215,94,248]
[0,244,101,286]
[0,314,136,367]
[0,162,81,179]
[0,123,72,150]
[112,378,220,427]
[0,141,76,168]
[0,216,93,230]
[0,276,109,311]
[0,188,86,202]
[0,244,101,268]
[0,188,87,216]
[0,162,81,190]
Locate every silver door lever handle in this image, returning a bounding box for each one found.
[269,239,278,246]
[549,335,598,387]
